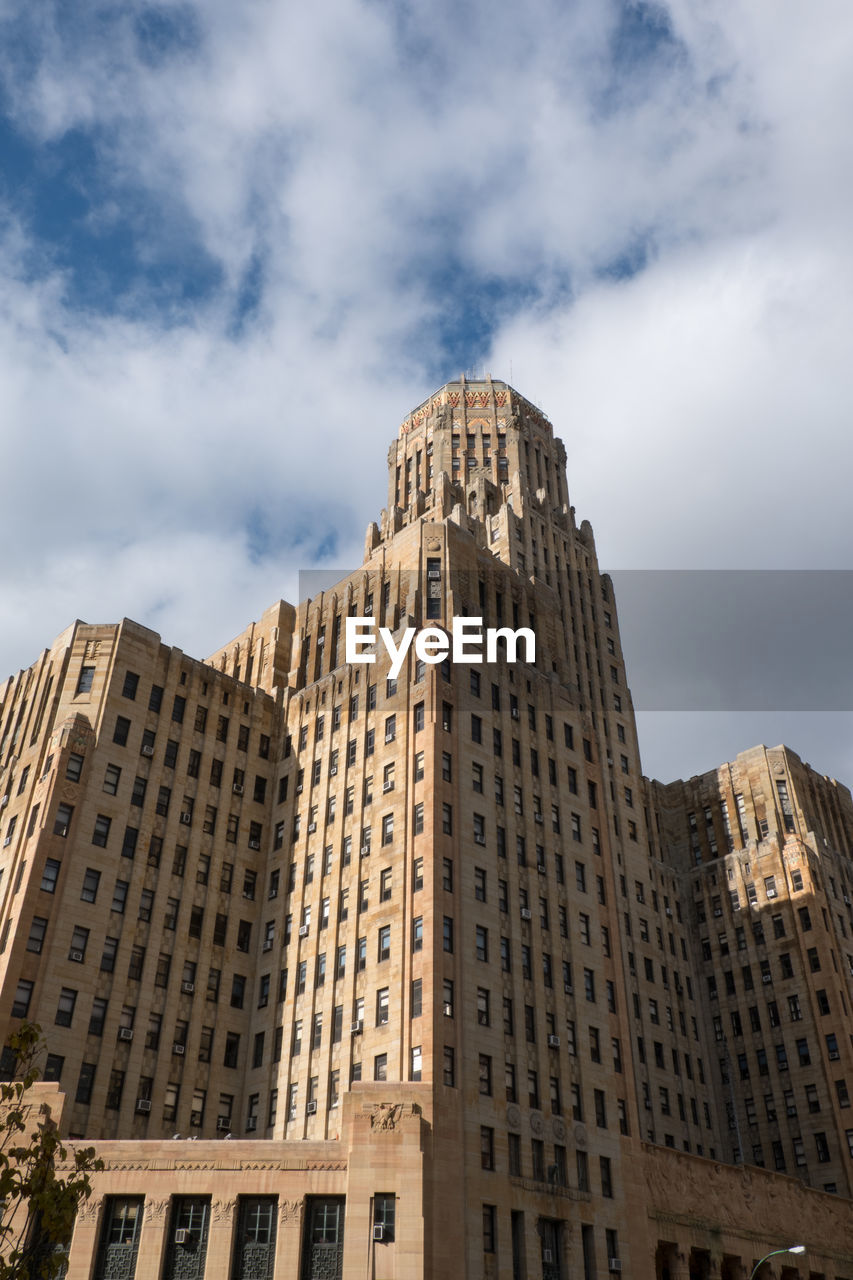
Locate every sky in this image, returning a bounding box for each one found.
[1,0,853,786]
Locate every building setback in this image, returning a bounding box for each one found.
[1,378,852,1278]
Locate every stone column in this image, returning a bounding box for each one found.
[204,1198,238,1280]
[672,1249,691,1280]
[66,1195,102,1280]
[274,1199,304,1280]
[136,1195,170,1278]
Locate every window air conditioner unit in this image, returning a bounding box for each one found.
[263,939,273,951]
[306,1100,317,1115]
[141,745,154,757]
[56,825,68,836]
[351,1021,363,1034]
[609,1260,623,1273]
[547,1035,560,1048]
[361,845,371,856]
[537,864,546,874]
[428,568,441,579]
[2,837,11,847]
[363,604,373,615]
[217,1117,231,1130]
[299,924,310,938]
[69,950,85,963]
[249,839,261,849]
[543,1249,554,1264]
[330,766,338,776]
[829,1050,840,1060]
[307,823,317,833]
[713,908,723,917]
[296,784,303,794]
[511,708,519,720]
[135,1098,151,1113]
[232,783,243,794]
[444,1003,453,1017]
[644,1099,652,1110]
[174,1229,189,1244]
[564,983,572,995]
[383,780,393,792]
[477,1010,489,1026]
[474,834,486,845]
[521,908,532,920]
[385,733,395,743]
[0,796,7,808]
[766,889,778,899]
[534,813,543,824]
[665,908,673,917]
[845,895,851,906]
[762,974,772,984]
[180,812,191,824]
[181,981,195,994]
[118,1027,134,1042]
[373,1225,385,1242]
[172,1043,185,1055]
[245,1116,258,1131]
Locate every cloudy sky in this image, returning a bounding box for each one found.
[1,0,852,785]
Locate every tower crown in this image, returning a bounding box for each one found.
[382,375,571,562]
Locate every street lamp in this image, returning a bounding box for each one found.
[749,1246,806,1280]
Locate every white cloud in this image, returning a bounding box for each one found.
[1,0,852,780]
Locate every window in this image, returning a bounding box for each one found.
[476,926,489,962]
[55,987,77,1027]
[11,980,33,1019]
[443,916,454,952]
[224,1032,241,1069]
[482,1204,496,1254]
[26,916,48,954]
[40,859,61,893]
[480,1126,494,1170]
[443,1046,456,1087]
[600,1155,613,1198]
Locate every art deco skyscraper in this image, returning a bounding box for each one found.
[1,379,852,1280]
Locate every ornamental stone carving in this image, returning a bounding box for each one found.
[145,1198,171,1222]
[77,1197,102,1223]
[212,1198,237,1224]
[279,1200,302,1226]
[369,1103,403,1131]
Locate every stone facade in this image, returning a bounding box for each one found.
[0,377,852,1277]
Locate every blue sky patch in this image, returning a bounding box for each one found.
[0,111,223,318]
[133,5,203,67]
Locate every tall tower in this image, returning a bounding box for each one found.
[651,744,853,1196]
[3,380,852,1280]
